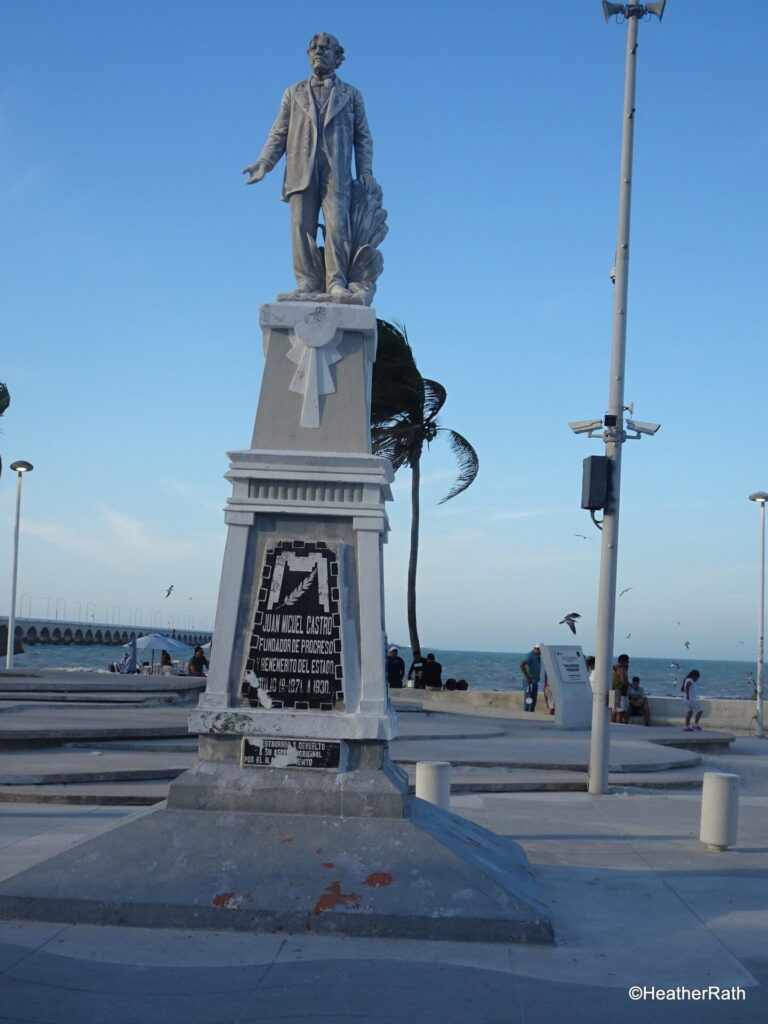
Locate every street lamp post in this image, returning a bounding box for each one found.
[749,492,767,739]
[574,3,666,795]
[5,460,34,670]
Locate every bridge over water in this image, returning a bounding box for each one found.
[0,617,212,649]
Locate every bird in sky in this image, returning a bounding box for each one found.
[625,633,631,638]
[165,585,174,599]
[619,587,633,597]
[574,534,591,540]
[559,612,581,635]
[684,641,691,649]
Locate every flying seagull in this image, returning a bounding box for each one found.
[574,534,591,540]
[559,612,581,635]
[670,661,680,669]
[619,587,633,597]
[165,585,174,599]
[684,641,691,649]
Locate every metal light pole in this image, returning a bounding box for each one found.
[586,2,666,794]
[749,492,767,738]
[5,460,34,669]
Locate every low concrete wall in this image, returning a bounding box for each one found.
[396,689,758,734]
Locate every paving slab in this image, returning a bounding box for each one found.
[0,785,765,1023]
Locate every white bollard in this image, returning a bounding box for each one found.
[700,772,740,851]
[416,761,451,810]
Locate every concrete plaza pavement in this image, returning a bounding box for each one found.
[1,743,766,1024]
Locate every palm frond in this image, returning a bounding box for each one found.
[371,320,423,426]
[438,429,480,503]
[422,379,447,422]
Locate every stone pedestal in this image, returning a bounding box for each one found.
[168,302,406,817]
[0,300,552,944]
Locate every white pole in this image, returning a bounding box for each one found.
[756,498,765,738]
[6,469,26,669]
[589,12,640,794]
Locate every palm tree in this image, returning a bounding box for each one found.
[371,321,479,656]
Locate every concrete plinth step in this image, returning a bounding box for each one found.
[69,738,198,753]
[0,780,171,805]
[0,748,195,787]
[403,765,707,793]
[0,677,205,694]
[0,706,191,743]
[0,692,179,704]
[647,732,735,754]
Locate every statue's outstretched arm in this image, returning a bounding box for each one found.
[242,88,291,184]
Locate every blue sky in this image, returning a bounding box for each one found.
[1,0,766,660]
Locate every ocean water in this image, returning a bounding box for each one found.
[392,649,758,700]
[10,642,759,700]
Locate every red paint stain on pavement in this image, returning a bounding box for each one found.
[361,872,393,888]
[213,892,236,908]
[321,862,335,869]
[313,881,361,915]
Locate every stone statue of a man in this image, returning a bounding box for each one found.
[243,33,382,302]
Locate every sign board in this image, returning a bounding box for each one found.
[241,540,344,711]
[242,737,341,769]
[540,644,592,730]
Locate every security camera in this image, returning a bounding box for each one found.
[568,419,604,435]
[626,419,660,437]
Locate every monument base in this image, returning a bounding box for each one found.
[0,798,553,944]
[167,741,409,818]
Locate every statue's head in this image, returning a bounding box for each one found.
[307,32,345,76]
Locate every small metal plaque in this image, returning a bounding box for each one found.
[242,737,341,770]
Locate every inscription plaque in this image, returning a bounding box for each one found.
[241,540,344,710]
[242,737,341,769]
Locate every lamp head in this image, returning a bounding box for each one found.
[602,1,666,20]
[749,492,768,504]
[10,460,33,474]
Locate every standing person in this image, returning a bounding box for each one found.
[407,651,425,689]
[187,646,209,677]
[243,33,375,298]
[421,652,443,691]
[611,653,630,723]
[519,643,543,713]
[586,655,596,693]
[386,646,405,688]
[683,669,703,731]
[160,650,174,676]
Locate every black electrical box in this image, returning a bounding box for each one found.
[581,456,609,510]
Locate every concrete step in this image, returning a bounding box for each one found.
[0,780,171,805]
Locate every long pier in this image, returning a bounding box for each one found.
[0,617,212,649]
